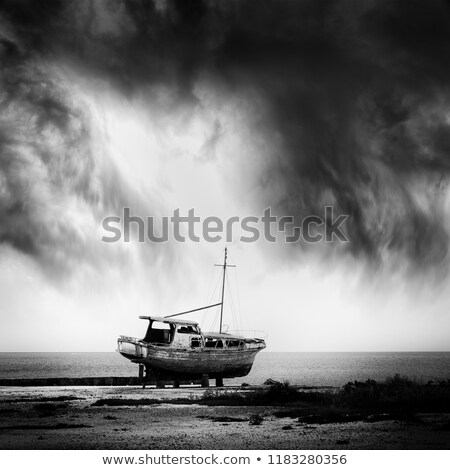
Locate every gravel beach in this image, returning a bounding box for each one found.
[0,385,449,450]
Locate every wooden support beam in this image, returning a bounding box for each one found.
[201,374,210,388]
[156,380,166,389]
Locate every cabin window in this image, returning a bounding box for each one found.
[177,325,198,334]
[142,321,174,344]
[205,338,223,348]
[190,337,201,348]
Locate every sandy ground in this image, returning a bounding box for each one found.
[0,385,449,450]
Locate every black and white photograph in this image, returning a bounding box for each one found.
[1,0,450,458]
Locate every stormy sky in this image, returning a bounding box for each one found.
[1,0,450,351]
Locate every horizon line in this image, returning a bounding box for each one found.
[1,350,450,354]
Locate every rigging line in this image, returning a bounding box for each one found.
[209,302,220,333]
[226,271,239,334]
[203,270,222,329]
[226,270,237,333]
[208,304,220,334]
[232,286,241,333]
[202,266,215,327]
[227,271,238,332]
[233,265,243,332]
[205,266,215,304]
[201,267,222,329]
[223,270,231,330]
[227,251,243,332]
[225,272,236,333]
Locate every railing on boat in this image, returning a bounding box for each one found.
[118,336,146,358]
[227,330,268,341]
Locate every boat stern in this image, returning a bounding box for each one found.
[117,335,147,363]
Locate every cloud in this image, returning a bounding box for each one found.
[1,0,450,275]
[0,20,135,276]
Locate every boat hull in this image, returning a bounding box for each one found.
[118,339,263,379]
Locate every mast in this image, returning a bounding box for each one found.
[164,249,235,330]
[219,248,227,333]
[215,248,235,333]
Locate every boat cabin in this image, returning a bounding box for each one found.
[140,316,202,349]
[138,316,247,350]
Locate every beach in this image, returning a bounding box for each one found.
[1,385,449,450]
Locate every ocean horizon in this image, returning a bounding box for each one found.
[1,351,449,387]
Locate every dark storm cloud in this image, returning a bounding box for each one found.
[1,0,450,270]
[0,7,135,273]
[205,0,450,267]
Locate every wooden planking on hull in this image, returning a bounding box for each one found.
[121,346,259,378]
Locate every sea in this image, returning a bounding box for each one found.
[0,352,449,387]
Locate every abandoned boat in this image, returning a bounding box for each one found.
[117,249,266,382]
